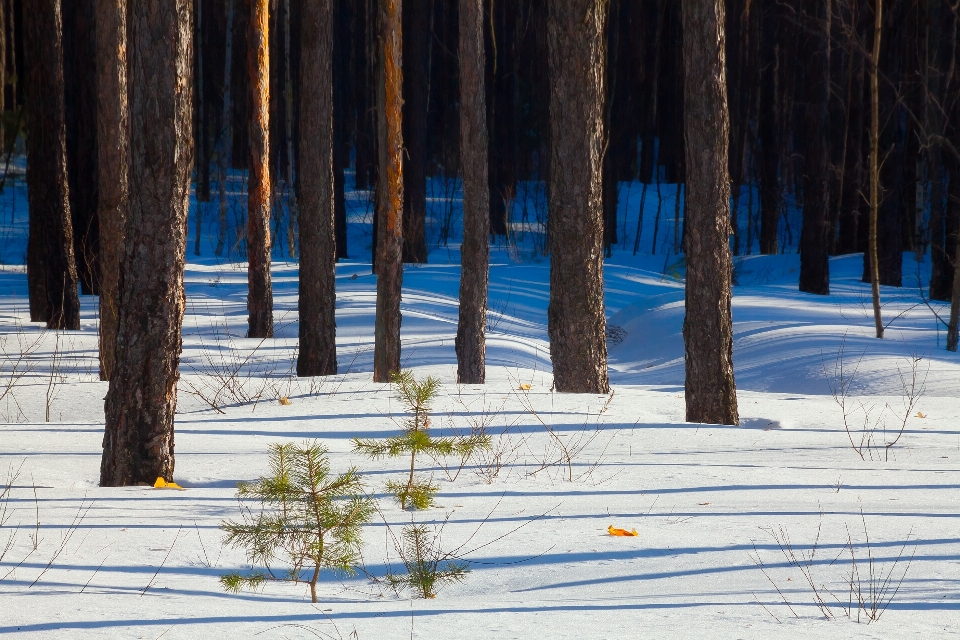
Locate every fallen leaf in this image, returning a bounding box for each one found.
[916,411,926,418]
[519,384,531,391]
[698,502,710,506]
[153,477,185,491]
[608,525,638,537]
[279,397,292,405]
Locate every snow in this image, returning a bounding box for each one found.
[1,171,959,638]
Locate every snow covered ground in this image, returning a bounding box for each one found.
[1,173,959,638]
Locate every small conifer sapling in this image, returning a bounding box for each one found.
[385,521,470,598]
[353,370,489,509]
[219,441,373,602]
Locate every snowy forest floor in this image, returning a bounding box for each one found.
[1,171,960,638]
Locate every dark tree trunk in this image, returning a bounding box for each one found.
[373,0,403,383]
[681,0,738,425]
[296,0,337,378]
[798,0,830,295]
[62,0,100,296]
[24,0,80,330]
[101,0,193,487]
[485,0,515,239]
[838,35,865,255]
[96,0,129,381]
[455,0,489,385]
[231,0,250,169]
[863,0,904,288]
[546,0,610,394]
[353,0,377,191]
[400,0,428,263]
[928,0,954,301]
[332,0,349,259]
[247,0,274,337]
[757,0,781,254]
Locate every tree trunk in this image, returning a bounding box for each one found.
[332,0,349,259]
[757,0,781,254]
[400,0,428,264]
[928,0,951,301]
[0,0,5,153]
[95,0,129,381]
[867,0,883,338]
[24,0,80,330]
[545,0,610,394]
[681,0,738,425]
[296,0,337,378]
[455,0,489,385]
[798,0,831,295]
[247,0,273,338]
[353,0,378,191]
[373,0,403,383]
[101,0,193,486]
[62,0,100,296]
[216,0,234,257]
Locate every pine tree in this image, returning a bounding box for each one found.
[95,0,129,381]
[247,0,274,338]
[101,0,193,486]
[296,0,338,377]
[680,0,739,425]
[220,442,373,603]
[353,371,488,509]
[455,0,490,385]
[545,0,611,394]
[373,0,404,383]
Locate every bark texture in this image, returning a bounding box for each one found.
[455,0,489,385]
[101,0,193,486]
[545,0,610,394]
[798,0,830,295]
[95,0,129,381]
[247,0,273,338]
[296,0,337,377]
[23,0,80,330]
[373,0,403,383]
[680,0,738,425]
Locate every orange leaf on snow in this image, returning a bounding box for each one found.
[519,384,531,391]
[279,397,292,405]
[608,525,638,537]
[153,477,185,490]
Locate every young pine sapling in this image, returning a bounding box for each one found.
[220,441,373,603]
[385,521,470,598]
[353,370,489,509]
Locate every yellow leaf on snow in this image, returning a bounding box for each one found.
[608,525,638,537]
[279,397,292,405]
[153,477,185,490]
[916,411,926,418]
[519,384,531,391]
